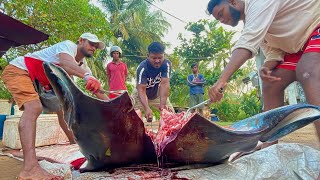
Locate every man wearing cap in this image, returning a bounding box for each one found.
[187,63,206,115]
[133,42,174,122]
[106,46,128,99]
[1,32,106,179]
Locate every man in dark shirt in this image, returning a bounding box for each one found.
[187,63,206,115]
[133,42,173,121]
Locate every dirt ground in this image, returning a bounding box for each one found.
[279,123,320,149]
[0,124,319,180]
[0,141,22,180]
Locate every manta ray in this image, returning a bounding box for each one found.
[43,62,320,172]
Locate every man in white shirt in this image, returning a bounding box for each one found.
[1,32,107,179]
[206,0,320,145]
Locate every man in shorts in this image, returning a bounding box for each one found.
[206,0,320,145]
[1,32,107,179]
[187,63,206,115]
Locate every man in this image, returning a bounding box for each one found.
[206,0,320,144]
[133,42,174,121]
[187,63,206,115]
[106,46,128,99]
[1,32,107,179]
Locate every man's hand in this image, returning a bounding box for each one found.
[260,66,281,82]
[208,81,227,103]
[84,74,101,93]
[208,48,251,103]
[159,104,166,111]
[94,91,110,100]
[145,107,153,122]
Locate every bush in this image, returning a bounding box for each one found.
[212,89,262,122]
[75,78,95,96]
[0,58,12,99]
[0,80,12,99]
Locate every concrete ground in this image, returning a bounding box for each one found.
[0,123,319,180]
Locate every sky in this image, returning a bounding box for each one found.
[91,0,243,53]
[152,0,212,52]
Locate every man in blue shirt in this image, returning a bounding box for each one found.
[133,42,173,122]
[187,63,206,115]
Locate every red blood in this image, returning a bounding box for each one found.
[147,109,195,157]
[70,157,87,170]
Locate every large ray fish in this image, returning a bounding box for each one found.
[160,104,320,164]
[43,63,156,172]
[43,62,320,171]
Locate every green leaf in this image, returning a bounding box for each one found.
[105,148,111,157]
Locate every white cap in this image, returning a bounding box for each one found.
[110,46,122,54]
[80,33,105,49]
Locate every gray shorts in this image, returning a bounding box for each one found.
[189,93,204,109]
[131,89,174,112]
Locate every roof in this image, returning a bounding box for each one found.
[0,12,49,57]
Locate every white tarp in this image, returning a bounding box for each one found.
[30,143,320,179]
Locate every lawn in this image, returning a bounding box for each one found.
[215,121,234,127]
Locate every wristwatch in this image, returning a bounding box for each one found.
[83,72,92,81]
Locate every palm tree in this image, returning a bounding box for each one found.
[100,0,171,65]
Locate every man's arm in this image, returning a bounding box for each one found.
[106,64,110,81]
[187,75,196,86]
[218,48,252,83]
[195,74,206,85]
[159,77,170,110]
[59,53,102,95]
[124,63,128,80]
[137,84,153,119]
[137,84,149,110]
[258,44,284,83]
[208,48,252,102]
[59,53,88,78]
[94,92,109,100]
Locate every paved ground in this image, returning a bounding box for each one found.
[0,123,319,180]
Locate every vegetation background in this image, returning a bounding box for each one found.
[0,0,261,122]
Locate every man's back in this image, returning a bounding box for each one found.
[10,40,77,70]
[235,0,320,57]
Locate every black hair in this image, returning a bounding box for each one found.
[148,42,165,54]
[207,0,225,15]
[191,63,198,68]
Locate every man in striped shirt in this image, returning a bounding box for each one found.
[133,42,174,122]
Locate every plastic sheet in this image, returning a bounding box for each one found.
[6,143,317,180]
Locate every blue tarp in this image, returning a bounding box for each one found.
[0,114,6,139]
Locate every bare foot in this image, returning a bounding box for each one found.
[18,164,63,180]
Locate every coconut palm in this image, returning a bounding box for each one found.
[100,0,171,65]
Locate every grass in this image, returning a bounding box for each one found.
[215,121,234,127]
